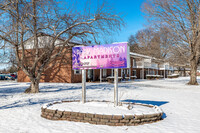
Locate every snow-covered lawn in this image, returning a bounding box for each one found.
[47,101,158,115]
[0,77,200,133]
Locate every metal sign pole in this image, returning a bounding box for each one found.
[82,69,86,103]
[100,69,102,83]
[114,68,118,106]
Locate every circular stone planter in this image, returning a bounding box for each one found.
[41,100,163,126]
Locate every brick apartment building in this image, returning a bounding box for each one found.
[18,34,175,83]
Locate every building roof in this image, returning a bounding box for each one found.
[130,52,152,59]
[21,32,86,50]
[36,32,86,45]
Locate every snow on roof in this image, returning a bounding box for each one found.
[130,52,165,63]
[21,33,86,50]
[112,42,128,44]
[130,52,153,59]
[36,32,85,45]
[69,39,84,45]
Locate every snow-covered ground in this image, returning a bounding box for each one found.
[0,77,200,133]
[47,101,158,115]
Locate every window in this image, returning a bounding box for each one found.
[74,69,81,75]
[172,70,174,74]
[165,65,169,69]
[127,69,129,75]
[146,70,149,75]
[122,69,124,74]
[133,70,136,76]
[133,59,136,67]
[111,69,114,76]
[103,69,107,77]
[150,70,155,75]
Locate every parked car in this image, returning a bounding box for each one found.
[0,73,17,80]
[5,75,15,80]
[0,74,6,80]
[10,73,17,79]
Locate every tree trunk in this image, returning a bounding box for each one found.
[25,79,39,93]
[188,58,198,85]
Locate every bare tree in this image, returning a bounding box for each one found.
[128,34,140,52]
[128,28,156,56]
[128,27,173,59]
[0,0,124,93]
[143,0,200,85]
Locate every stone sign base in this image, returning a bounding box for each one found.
[41,100,163,126]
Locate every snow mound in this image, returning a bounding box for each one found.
[46,101,161,115]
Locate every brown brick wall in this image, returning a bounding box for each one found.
[18,47,73,83]
[18,69,31,82]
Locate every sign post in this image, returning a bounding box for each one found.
[100,69,102,83]
[82,69,86,103]
[72,43,130,106]
[114,68,118,106]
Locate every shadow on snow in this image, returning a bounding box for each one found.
[121,99,168,119]
[0,82,150,110]
[0,97,77,110]
[121,99,169,106]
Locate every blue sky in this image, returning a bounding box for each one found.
[68,0,147,43]
[1,0,147,70]
[112,0,147,42]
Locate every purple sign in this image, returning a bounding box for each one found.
[72,43,130,69]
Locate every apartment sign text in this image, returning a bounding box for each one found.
[72,43,130,69]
